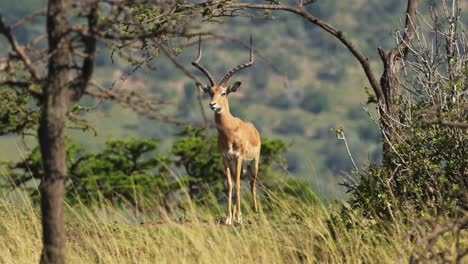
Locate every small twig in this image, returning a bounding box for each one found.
[0,18,42,81]
[334,127,359,172]
[10,8,47,30]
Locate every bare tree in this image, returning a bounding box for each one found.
[401,0,468,129]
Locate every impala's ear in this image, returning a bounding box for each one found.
[227,81,241,93]
[196,82,210,94]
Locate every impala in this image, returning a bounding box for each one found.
[192,36,260,225]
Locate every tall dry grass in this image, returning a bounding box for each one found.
[0,188,464,263]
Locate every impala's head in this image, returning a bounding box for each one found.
[195,83,241,114]
[192,35,254,114]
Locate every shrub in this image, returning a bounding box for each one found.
[344,120,467,221]
[0,86,39,135]
[300,88,330,114]
[321,140,354,175]
[347,106,368,121]
[4,138,175,207]
[274,115,306,135]
[356,120,381,142]
[4,127,290,208]
[171,126,225,201]
[268,91,299,110]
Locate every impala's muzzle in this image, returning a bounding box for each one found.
[209,102,216,110]
[209,102,223,113]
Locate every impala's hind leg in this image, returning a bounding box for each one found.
[249,158,259,213]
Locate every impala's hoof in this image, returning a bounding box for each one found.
[237,217,242,225]
[225,216,232,225]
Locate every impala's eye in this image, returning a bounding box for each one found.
[221,91,227,97]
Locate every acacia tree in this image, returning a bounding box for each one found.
[0,0,207,263]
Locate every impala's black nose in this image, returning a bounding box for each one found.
[210,102,216,108]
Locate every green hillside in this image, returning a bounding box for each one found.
[0,0,425,199]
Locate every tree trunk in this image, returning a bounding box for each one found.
[39,0,71,263]
[378,48,404,161]
[377,0,419,163]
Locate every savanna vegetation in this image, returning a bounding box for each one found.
[0,0,467,263]
[1,189,464,263]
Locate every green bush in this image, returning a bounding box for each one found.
[274,115,306,135]
[171,126,225,201]
[347,106,368,121]
[356,120,381,142]
[344,121,467,221]
[0,87,39,135]
[300,88,330,114]
[268,91,298,110]
[4,138,175,206]
[3,127,291,208]
[321,140,354,175]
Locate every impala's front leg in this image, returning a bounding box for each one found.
[235,155,243,224]
[223,159,233,225]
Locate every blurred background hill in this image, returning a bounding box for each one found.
[0,0,421,200]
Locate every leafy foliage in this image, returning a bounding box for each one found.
[274,114,307,135]
[344,97,467,222]
[4,138,175,206]
[341,0,468,223]
[171,126,225,201]
[300,88,330,114]
[68,138,176,206]
[0,86,39,135]
[3,127,290,208]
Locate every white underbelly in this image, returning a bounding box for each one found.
[225,149,240,160]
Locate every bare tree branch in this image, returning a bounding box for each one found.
[221,2,384,103]
[71,2,98,100]
[159,43,210,126]
[424,118,468,129]
[10,8,47,30]
[0,16,43,81]
[85,80,201,127]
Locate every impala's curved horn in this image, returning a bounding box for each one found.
[192,35,216,87]
[219,35,254,86]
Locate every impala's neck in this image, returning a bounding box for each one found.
[214,100,237,133]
